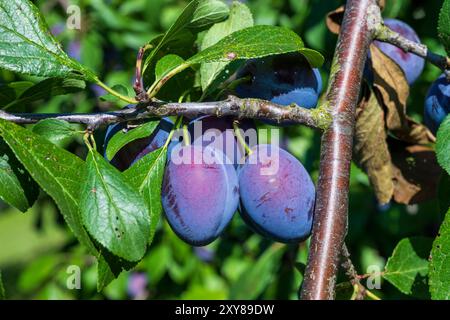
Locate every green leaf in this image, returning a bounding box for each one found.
[0,0,93,79]
[229,244,284,299]
[32,119,82,145]
[438,0,450,55]
[0,270,5,300]
[99,85,130,103]
[200,1,253,93]
[0,119,97,255]
[105,120,160,161]
[4,78,86,111]
[124,147,167,244]
[80,150,150,262]
[429,207,450,300]
[188,25,324,67]
[436,115,450,176]
[189,0,230,29]
[0,139,39,212]
[383,237,432,297]
[155,55,185,83]
[143,0,200,73]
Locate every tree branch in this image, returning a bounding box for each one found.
[375,24,450,75]
[0,96,331,131]
[300,0,378,300]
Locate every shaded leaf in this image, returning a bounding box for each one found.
[0,119,97,255]
[353,85,394,204]
[200,1,253,93]
[97,250,137,292]
[143,0,200,74]
[429,207,450,300]
[371,45,434,145]
[124,147,167,244]
[0,138,39,212]
[80,150,150,262]
[32,119,82,145]
[383,237,432,298]
[0,81,34,107]
[105,120,159,161]
[229,244,284,299]
[4,78,86,111]
[436,115,450,175]
[0,0,93,79]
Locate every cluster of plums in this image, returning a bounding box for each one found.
[104,21,449,246]
[104,52,321,246]
[366,18,449,134]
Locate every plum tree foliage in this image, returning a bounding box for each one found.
[0,0,449,301]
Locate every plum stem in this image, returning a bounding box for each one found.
[182,123,191,146]
[233,120,253,156]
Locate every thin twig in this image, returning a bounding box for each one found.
[341,244,381,301]
[375,24,450,76]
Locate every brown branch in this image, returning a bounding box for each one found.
[0,96,331,131]
[300,0,378,300]
[375,24,450,75]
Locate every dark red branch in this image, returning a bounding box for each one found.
[300,0,377,300]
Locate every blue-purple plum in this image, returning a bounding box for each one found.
[104,116,173,171]
[238,144,315,243]
[235,53,322,109]
[372,19,424,85]
[162,145,239,246]
[187,115,256,166]
[424,74,450,134]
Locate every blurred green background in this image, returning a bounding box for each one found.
[0,0,447,299]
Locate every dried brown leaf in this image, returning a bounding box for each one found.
[370,45,434,145]
[390,140,442,204]
[326,6,344,35]
[354,85,394,204]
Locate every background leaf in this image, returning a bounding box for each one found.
[80,150,150,262]
[0,0,93,79]
[0,139,39,212]
[429,208,450,300]
[0,269,5,299]
[436,115,450,176]
[0,119,97,255]
[229,244,284,299]
[438,0,450,55]
[383,237,432,297]
[189,0,229,29]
